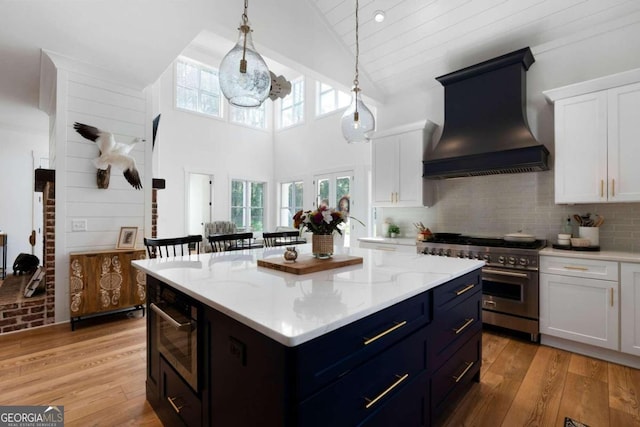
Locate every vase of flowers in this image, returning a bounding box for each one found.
[293,206,359,259]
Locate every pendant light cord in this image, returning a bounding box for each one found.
[353,0,360,117]
[240,0,250,73]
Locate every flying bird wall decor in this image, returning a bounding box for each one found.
[73,122,144,190]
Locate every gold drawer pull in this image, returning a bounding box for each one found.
[563,266,588,271]
[612,179,615,197]
[610,287,614,307]
[363,321,407,346]
[364,373,409,409]
[455,284,475,296]
[453,318,474,335]
[601,179,604,198]
[167,396,184,413]
[453,361,474,383]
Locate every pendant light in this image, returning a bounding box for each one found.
[219,0,271,107]
[341,0,375,143]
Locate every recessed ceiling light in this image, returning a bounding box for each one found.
[373,10,385,23]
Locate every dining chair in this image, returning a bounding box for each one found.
[144,235,202,258]
[262,231,304,247]
[207,232,256,252]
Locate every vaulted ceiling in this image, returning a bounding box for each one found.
[1,0,640,131]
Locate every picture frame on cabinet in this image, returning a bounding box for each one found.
[117,226,138,249]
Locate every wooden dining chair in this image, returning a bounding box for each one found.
[207,232,255,252]
[262,231,303,247]
[143,235,202,258]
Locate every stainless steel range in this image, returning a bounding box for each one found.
[417,234,546,342]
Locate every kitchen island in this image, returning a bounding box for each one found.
[133,245,484,426]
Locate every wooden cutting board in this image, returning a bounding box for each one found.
[257,254,363,275]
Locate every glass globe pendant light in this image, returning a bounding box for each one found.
[341,0,375,143]
[219,0,271,107]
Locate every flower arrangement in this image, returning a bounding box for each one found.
[293,206,362,235]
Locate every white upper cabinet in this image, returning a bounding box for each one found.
[371,122,434,207]
[545,70,640,203]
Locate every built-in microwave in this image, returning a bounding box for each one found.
[150,287,199,391]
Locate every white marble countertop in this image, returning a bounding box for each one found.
[540,247,640,263]
[357,237,418,246]
[132,244,483,347]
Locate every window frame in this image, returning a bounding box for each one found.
[229,102,268,130]
[230,178,266,232]
[279,180,304,227]
[278,76,305,129]
[315,81,351,117]
[174,57,224,119]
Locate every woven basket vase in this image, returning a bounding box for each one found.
[312,234,334,259]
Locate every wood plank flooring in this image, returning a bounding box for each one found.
[0,315,638,426]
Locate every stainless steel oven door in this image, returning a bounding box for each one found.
[151,302,198,391]
[481,267,538,319]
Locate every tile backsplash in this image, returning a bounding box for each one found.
[376,171,640,252]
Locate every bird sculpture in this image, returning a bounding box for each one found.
[73,122,144,190]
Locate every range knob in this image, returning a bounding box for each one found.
[430,249,436,256]
[508,256,516,265]
[498,256,506,264]
[519,258,528,266]
[445,249,451,257]
[457,252,465,258]
[483,254,491,262]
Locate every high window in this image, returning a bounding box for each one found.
[175,58,222,117]
[279,77,305,128]
[279,181,303,227]
[231,179,265,231]
[316,82,351,116]
[230,104,267,129]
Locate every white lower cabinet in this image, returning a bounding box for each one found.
[621,262,640,356]
[540,256,619,350]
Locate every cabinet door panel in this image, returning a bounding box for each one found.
[372,136,397,206]
[608,82,640,202]
[554,93,607,203]
[397,130,421,206]
[540,273,618,350]
[621,263,640,356]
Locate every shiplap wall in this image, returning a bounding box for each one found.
[43,52,151,321]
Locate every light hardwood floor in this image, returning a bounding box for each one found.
[1,315,638,426]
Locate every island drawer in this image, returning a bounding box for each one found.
[298,327,429,427]
[433,270,482,311]
[160,357,201,427]
[429,292,482,370]
[430,331,481,417]
[295,290,431,399]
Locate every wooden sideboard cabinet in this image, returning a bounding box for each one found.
[69,249,146,330]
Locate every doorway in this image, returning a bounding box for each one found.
[187,172,214,237]
[314,171,354,247]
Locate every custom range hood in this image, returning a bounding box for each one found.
[423,47,549,179]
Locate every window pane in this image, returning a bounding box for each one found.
[177,87,198,111]
[200,93,219,115]
[231,207,244,228]
[184,63,198,88]
[231,180,244,206]
[250,208,263,231]
[200,69,218,93]
[319,91,334,115]
[294,182,303,208]
[318,179,329,207]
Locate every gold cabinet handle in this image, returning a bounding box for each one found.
[563,266,588,271]
[601,179,604,198]
[453,318,474,335]
[363,320,407,346]
[390,192,393,203]
[167,396,184,414]
[453,361,474,383]
[455,283,475,296]
[364,373,409,409]
[610,287,614,307]
[612,179,615,197]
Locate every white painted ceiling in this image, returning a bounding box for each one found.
[2,0,640,131]
[309,0,640,96]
